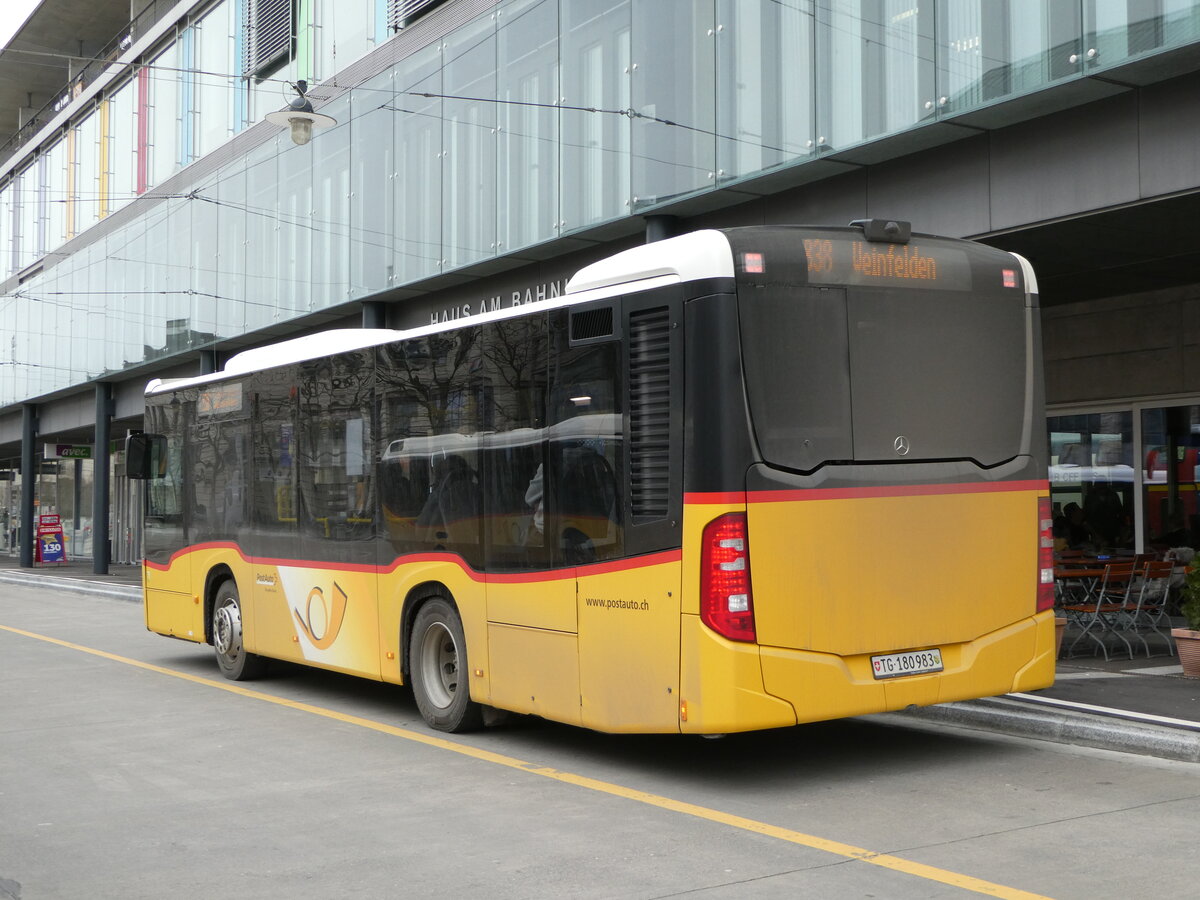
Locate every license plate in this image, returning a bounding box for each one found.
[871,648,944,680]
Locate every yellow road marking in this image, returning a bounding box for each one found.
[2,623,1049,899]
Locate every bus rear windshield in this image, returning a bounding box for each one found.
[736,278,1029,472]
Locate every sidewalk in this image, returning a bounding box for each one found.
[903,655,1200,763]
[0,553,141,600]
[2,552,1198,760]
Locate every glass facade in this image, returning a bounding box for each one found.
[4,0,1200,407]
[1141,404,1200,552]
[1048,402,1200,556]
[1049,411,1135,552]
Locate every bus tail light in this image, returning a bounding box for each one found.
[1037,497,1055,613]
[701,513,756,642]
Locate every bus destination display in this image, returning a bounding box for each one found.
[787,235,978,290]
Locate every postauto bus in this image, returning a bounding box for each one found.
[127,221,1055,734]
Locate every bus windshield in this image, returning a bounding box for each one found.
[727,227,1030,472]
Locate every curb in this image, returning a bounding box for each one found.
[0,571,141,602]
[897,696,1200,763]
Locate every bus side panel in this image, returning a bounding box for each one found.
[144,554,199,641]
[487,624,582,725]
[577,556,682,733]
[145,545,250,644]
[250,563,381,680]
[486,576,578,633]
[483,569,581,723]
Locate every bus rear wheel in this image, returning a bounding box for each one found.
[212,580,266,681]
[409,597,482,733]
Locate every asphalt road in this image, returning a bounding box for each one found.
[3,583,1200,900]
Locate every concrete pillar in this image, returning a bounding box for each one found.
[362,301,387,329]
[19,404,36,568]
[73,458,82,533]
[199,348,219,375]
[93,384,112,575]
[645,215,679,244]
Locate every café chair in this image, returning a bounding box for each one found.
[1125,560,1176,658]
[1062,562,1136,660]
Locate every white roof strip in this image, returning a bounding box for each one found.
[147,230,736,396]
[566,230,735,294]
[222,329,402,376]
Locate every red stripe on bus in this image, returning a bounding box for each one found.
[144,541,244,571]
[686,479,1047,506]
[682,491,747,505]
[144,543,681,582]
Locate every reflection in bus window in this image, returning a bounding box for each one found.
[548,333,623,565]
[377,328,484,567]
[250,370,298,557]
[482,316,549,571]
[294,351,375,561]
[143,399,186,566]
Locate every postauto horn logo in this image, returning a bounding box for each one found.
[293,582,348,650]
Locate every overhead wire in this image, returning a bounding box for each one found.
[2,0,953,394]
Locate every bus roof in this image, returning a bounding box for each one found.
[564,229,734,293]
[146,230,740,397]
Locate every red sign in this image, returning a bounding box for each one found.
[36,515,65,563]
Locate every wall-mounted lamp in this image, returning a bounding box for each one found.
[265,81,336,146]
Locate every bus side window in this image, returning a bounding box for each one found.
[295,349,375,558]
[480,315,549,572]
[378,328,484,568]
[250,371,298,558]
[548,332,623,565]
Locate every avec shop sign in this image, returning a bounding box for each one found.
[43,443,93,460]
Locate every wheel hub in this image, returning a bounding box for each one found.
[419,622,459,710]
[214,603,241,657]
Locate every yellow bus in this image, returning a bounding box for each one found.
[128,221,1056,734]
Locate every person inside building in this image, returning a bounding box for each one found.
[1060,502,1092,550]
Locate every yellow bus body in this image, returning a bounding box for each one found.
[145,478,1053,734]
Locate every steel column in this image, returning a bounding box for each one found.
[19,404,36,567]
[93,383,112,575]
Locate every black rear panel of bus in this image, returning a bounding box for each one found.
[723,226,1033,474]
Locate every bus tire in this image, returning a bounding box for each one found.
[212,579,266,681]
[409,597,483,733]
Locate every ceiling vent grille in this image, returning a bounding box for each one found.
[570,306,614,343]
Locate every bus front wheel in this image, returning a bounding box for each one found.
[212,580,266,681]
[409,597,482,733]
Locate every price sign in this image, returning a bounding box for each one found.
[36,514,66,564]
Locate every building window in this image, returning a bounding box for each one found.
[243,0,294,77]
[387,0,447,32]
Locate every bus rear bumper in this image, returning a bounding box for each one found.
[758,611,1057,725]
